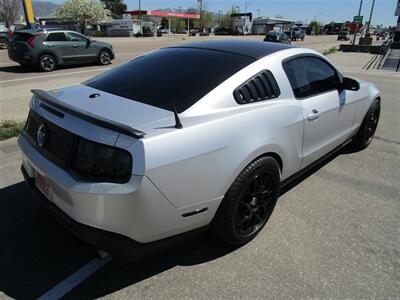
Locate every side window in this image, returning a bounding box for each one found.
[233,70,280,104]
[66,32,87,42]
[46,32,68,42]
[282,56,341,99]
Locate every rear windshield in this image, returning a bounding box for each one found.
[86,48,254,113]
[12,32,33,41]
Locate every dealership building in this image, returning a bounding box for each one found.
[251,17,295,34]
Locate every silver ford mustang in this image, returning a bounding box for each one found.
[18,40,380,257]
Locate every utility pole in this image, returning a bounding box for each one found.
[352,0,363,45]
[198,0,203,33]
[178,6,181,33]
[256,9,261,18]
[366,0,376,35]
[218,10,222,25]
[138,0,142,35]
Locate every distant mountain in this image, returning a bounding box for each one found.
[18,0,60,19]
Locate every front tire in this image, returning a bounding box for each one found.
[211,156,280,245]
[352,99,380,150]
[39,54,56,72]
[99,50,111,65]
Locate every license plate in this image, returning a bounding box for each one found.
[35,170,53,201]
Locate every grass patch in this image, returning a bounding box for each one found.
[0,120,25,141]
[322,47,337,56]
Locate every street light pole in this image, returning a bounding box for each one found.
[352,0,363,45]
[366,0,376,35]
[138,0,142,35]
[178,6,181,33]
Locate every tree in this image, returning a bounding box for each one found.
[309,21,321,35]
[160,17,168,29]
[220,9,236,28]
[0,0,19,28]
[100,0,126,17]
[54,0,111,33]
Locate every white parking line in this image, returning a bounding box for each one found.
[37,256,111,300]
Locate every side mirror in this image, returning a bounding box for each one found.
[340,77,360,91]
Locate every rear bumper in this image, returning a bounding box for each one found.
[8,50,36,64]
[18,130,213,258]
[21,164,207,259]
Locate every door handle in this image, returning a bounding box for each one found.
[307,109,320,121]
[73,44,79,48]
[47,45,55,48]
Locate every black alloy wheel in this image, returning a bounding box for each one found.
[211,156,280,245]
[352,99,380,150]
[364,104,380,144]
[235,171,277,237]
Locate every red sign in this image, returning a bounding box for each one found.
[125,10,200,19]
[348,22,361,33]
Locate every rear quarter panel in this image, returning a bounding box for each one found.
[143,102,303,209]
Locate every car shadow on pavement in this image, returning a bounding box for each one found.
[0,65,38,74]
[0,181,238,299]
[0,182,98,299]
[0,144,353,299]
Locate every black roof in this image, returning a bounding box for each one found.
[167,40,294,60]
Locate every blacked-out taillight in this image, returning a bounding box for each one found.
[70,138,132,183]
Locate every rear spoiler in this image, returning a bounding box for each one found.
[31,89,146,139]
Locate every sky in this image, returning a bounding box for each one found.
[46,0,398,26]
[121,0,398,26]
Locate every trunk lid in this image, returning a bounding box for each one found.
[44,85,173,137]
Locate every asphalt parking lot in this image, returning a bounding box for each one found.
[0,36,399,299]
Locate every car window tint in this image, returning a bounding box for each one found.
[67,32,87,42]
[283,56,340,98]
[86,48,254,113]
[12,33,32,41]
[46,32,68,42]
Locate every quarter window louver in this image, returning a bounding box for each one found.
[233,70,280,104]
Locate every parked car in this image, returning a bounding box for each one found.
[337,30,350,41]
[199,30,209,36]
[18,40,380,258]
[214,27,239,35]
[264,32,291,44]
[8,29,114,71]
[0,26,13,49]
[189,29,198,36]
[285,28,305,41]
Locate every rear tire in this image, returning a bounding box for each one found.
[210,156,280,246]
[98,50,111,65]
[38,54,56,72]
[0,38,8,49]
[352,99,380,150]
